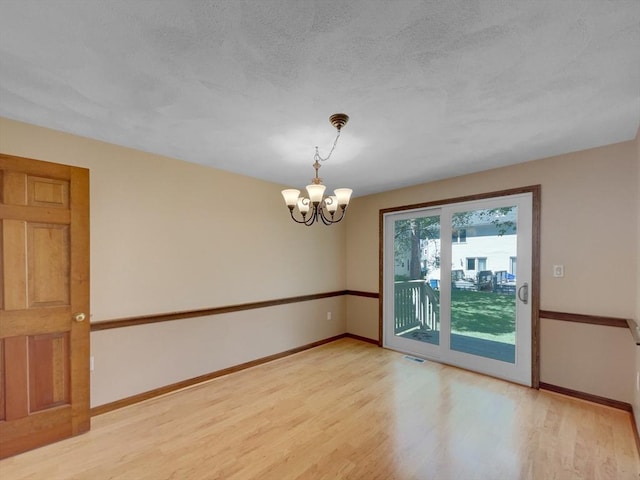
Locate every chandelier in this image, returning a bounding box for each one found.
[281,113,353,226]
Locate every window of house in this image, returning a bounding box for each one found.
[467,257,487,271]
[452,228,467,243]
[478,257,487,271]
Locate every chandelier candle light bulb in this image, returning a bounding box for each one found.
[281,113,353,226]
[282,189,301,207]
[297,197,310,214]
[306,184,326,204]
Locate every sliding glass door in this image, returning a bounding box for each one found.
[383,193,533,386]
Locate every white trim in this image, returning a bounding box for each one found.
[383,193,533,386]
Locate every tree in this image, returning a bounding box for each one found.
[453,207,516,235]
[394,216,440,279]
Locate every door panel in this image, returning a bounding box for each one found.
[28,223,70,307]
[4,336,29,420]
[29,333,70,412]
[3,219,27,310]
[445,196,532,385]
[28,176,69,208]
[449,205,518,364]
[0,154,89,459]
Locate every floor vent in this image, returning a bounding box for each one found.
[403,355,425,363]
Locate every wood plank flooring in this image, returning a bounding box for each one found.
[1,338,638,479]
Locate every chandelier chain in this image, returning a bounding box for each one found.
[314,129,341,163]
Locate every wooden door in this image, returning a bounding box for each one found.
[0,154,90,458]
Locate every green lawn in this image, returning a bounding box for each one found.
[450,290,516,344]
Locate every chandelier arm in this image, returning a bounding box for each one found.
[318,208,333,225]
[318,204,347,225]
[289,207,314,225]
[294,203,320,226]
[305,206,319,226]
[332,206,348,223]
[288,210,308,224]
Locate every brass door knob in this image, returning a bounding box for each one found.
[74,312,86,322]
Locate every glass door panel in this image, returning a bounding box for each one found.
[385,211,441,357]
[449,206,518,364]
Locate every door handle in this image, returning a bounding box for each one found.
[73,312,86,322]
[517,283,529,304]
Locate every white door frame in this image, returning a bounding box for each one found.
[381,188,540,387]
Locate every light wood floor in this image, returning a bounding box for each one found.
[1,338,638,479]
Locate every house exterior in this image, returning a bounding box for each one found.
[449,209,518,281]
[396,209,518,287]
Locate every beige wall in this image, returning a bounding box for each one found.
[2,115,638,407]
[90,297,345,406]
[0,117,347,407]
[345,140,638,403]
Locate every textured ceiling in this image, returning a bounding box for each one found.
[0,1,638,196]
